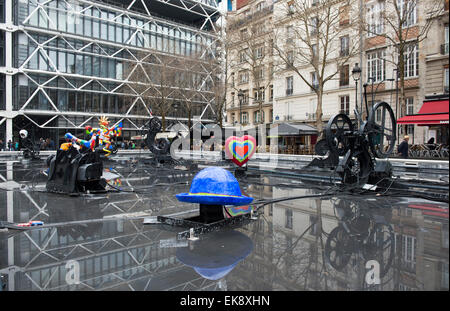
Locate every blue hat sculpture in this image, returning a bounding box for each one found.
[176,167,253,206]
[176,230,253,280]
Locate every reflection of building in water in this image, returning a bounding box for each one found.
[257,184,448,291]
[229,176,275,290]
[391,203,449,291]
[0,162,219,291]
[0,219,230,290]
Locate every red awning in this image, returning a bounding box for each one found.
[397,99,449,125]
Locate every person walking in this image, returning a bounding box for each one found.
[0,139,4,151]
[398,135,410,159]
[7,140,13,151]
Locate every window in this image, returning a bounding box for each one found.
[287,25,294,39]
[311,44,318,60]
[406,97,414,115]
[255,45,264,59]
[241,112,249,124]
[395,234,417,271]
[443,25,449,55]
[287,1,295,14]
[238,71,249,84]
[340,35,349,57]
[255,66,264,80]
[340,95,350,114]
[256,2,266,12]
[309,215,318,236]
[269,85,274,101]
[254,110,265,123]
[339,5,350,26]
[286,76,293,95]
[242,90,249,105]
[340,64,349,86]
[403,43,419,78]
[367,49,386,82]
[311,71,318,90]
[445,67,449,93]
[311,17,319,35]
[285,209,293,229]
[397,0,417,27]
[239,49,248,63]
[254,87,265,102]
[367,1,384,36]
[287,50,294,68]
[240,29,248,39]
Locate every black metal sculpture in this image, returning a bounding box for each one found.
[46,134,107,196]
[19,130,40,160]
[306,99,397,186]
[325,198,394,281]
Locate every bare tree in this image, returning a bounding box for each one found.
[273,0,359,135]
[359,0,444,126]
[124,53,178,132]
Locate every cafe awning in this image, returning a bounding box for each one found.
[397,99,449,125]
[269,123,318,136]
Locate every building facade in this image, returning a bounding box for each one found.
[225,0,274,133]
[271,0,360,130]
[226,0,448,152]
[361,0,449,145]
[0,0,221,145]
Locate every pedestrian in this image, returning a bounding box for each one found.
[0,139,4,151]
[7,140,13,151]
[398,135,409,159]
[14,141,19,151]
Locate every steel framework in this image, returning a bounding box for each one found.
[0,0,222,143]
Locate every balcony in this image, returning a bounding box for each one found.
[340,49,349,57]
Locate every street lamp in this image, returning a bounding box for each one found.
[352,63,362,116]
[237,89,244,131]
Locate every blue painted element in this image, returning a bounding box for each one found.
[228,0,232,11]
[176,230,253,280]
[176,167,253,206]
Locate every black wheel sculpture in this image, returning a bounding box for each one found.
[362,222,395,278]
[325,226,352,271]
[367,101,396,159]
[325,113,354,156]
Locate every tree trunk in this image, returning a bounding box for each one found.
[315,89,324,139]
[398,49,407,138]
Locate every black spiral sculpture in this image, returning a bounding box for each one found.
[143,117,171,156]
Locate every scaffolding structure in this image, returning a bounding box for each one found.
[0,0,222,143]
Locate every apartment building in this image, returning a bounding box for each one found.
[225,0,275,133]
[271,0,360,127]
[363,0,449,145]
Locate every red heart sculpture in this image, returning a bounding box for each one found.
[225,135,257,167]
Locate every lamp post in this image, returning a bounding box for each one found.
[238,89,244,131]
[352,63,362,117]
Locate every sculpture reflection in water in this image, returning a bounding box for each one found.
[325,198,395,284]
[176,230,253,283]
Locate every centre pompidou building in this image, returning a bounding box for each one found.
[0,0,222,143]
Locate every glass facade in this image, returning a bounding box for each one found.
[1,0,220,141]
